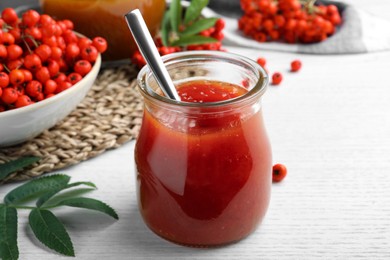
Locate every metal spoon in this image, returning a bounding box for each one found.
[124,9,181,101]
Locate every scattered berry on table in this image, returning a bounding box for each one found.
[257,57,267,67]
[272,163,287,182]
[291,59,302,72]
[272,72,283,85]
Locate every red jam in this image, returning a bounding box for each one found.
[135,80,272,246]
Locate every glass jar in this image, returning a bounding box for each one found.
[40,0,165,61]
[135,51,272,247]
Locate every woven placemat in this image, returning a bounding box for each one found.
[0,65,143,183]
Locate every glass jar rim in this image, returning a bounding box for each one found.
[137,51,268,108]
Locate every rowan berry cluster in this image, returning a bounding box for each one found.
[238,0,342,44]
[0,8,107,112]
[131,18,225,69]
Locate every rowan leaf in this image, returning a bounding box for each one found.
[36,182,97,207]
[29,208,74,257]
[170,0,182,32]
[181,17,218,36]
[0,204,18,260]
[55,197,118,220]
[161,10,171,46]
[0,156,40,181]
[171,35,218,46]
[184,0,209,25]
[4,174,70,205]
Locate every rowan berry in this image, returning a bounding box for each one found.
[56,36,67,50]
[35,44,52,62]
[212,31,224,41]
[57,58,69,72]
[55,81,72,93]
[215,18,225,32]
[274,15,286,27]
[25,27,42,40]
[35,92,44,101]
[62,19,74,30]
[92,37,108,53]
[271,72,283,85]
[13,85,24,96]
[8,28,21,42]
[327,5,339,15]
[1,87,18,104]
[0,44,7,60]
[290,59,302,72]
[199,30,210,37]
[67,72,82,85]
[65,42,80,59]
[22,9,40,27]
[81,45,99,62]
[1,32,15,46]
[15,95,32,108]
[39,14,54,26]
[35,67,51,83]
[0,72,9,88]
[53,72,67,84]
[9,69,25,85]
[47,59,60,77]
[272,163,287,182]
[7,59,24,71]
[44,79,57,94]
[329,13,341,26]
[74,60,92,76]
[21,69,33,82]
[50,46,63,60]
[1,8,18,24]
[42,36,58,47]
[24,54,42,71]
[26,80,43,98]
[256,57,266,67]
[62,30,78,44]
[78,37,92,50]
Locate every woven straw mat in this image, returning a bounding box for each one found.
[0,65,143,184]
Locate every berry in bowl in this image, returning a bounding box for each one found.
[0,8,106,147]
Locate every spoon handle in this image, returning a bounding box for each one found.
[125,9,181,101]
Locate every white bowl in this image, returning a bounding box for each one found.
[0,54,101,147]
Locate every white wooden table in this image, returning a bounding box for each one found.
[1,0,390,259]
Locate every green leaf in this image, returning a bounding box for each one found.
[55,197,118,220]
[4,174,70,205]
[171,35,218,47]
[170,0,182,32]
[29,208,74,257]
[0,204,18,260]
[37,182,97,207]
[184,0,209,25]
[0,156,40,181]
[181,17,218,37]
[161,10,171,47]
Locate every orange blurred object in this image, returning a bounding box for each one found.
[40,0,166,61]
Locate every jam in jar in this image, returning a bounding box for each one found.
[135,51,272,247]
